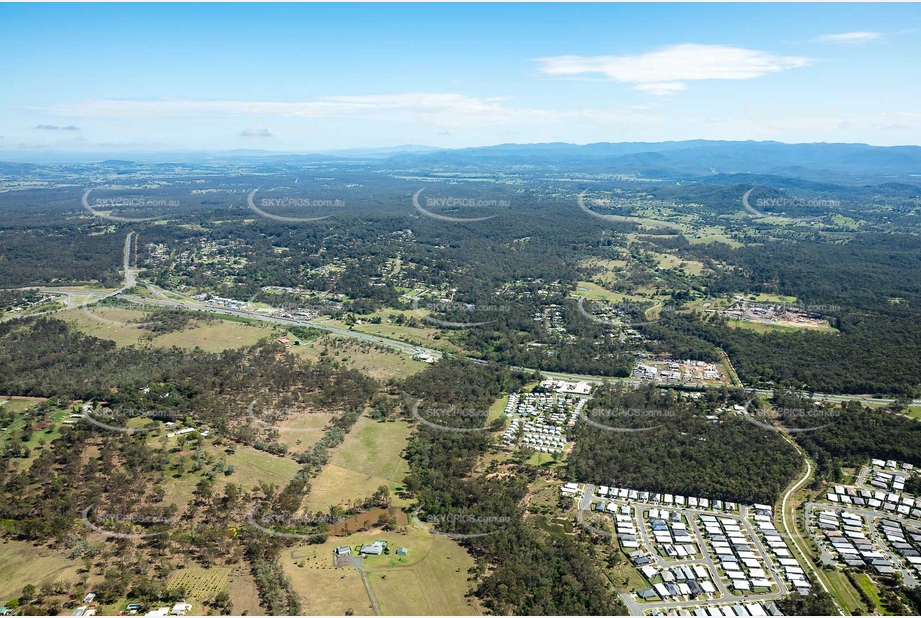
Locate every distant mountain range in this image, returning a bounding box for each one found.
[384,140,921,184]
[3,140,921,184]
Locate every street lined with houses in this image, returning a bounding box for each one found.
[570,483,799,616]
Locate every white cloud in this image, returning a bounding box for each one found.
[633,82,687,96]
[32,93,560,126]
[28,93,572,135]
[813,31,882,44]
[535,44,814,92]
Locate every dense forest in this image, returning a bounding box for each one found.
[567,384,802,504]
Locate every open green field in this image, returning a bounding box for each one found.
[527,450,566,468]
[584,207,682,232]
[823,568,867,616]
[139,438,301,508]
[0,396,43,415]
[851,572,888,615]
[13,408,71,471]
[285,562,375,616]
[61,306,281,351]
[60,306,150,346]
[682,297,734,313]
[487,395,510,425]
[274,411,335,451]
[306,465,404,514]
[684,226,744,248]
[607,552,649,592]
[280,525,481,616]
[329,417,412,485]
[0,539,83,602]
[572,281,630,302]
[752,293,798,303]
[208,443,301,492]
[649,252,707,276]
[306,417,412,512]
[154,320,274,352]
[292,335,425,381]
[0,397,65,471]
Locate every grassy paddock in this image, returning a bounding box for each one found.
[292,335,425,381]
[0,540,82,602]
[280,526,480,616]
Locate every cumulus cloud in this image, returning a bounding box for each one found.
[239,128,272,138]
[535,44,814,94]
[34,124,80,131]
[813,32,882,44]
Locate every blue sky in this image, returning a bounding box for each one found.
[1,3,919,153]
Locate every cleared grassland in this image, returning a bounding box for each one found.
[0,397,62,472]
[305,416,413,512]
[62,306,279,352]
[292,335,425,381]
[330,418,411,483]
[153,320,274,352]
[280,526,481,616]
[579,257,628,285]
[10,408,72,471]
[138,440,300,509]
[823,569,867,615]
[0,540,82,600]
[60,306,150,346]
[305,464,402,513]
[753,293,799,303]
[368,533,480,616]
[852,572,887,615]
[487,395,510,425]
[572,281,630,302]
[226,568,267,616]
[685,227,744,248]
[207,444,301,494]
[274,412,335,451]
[651,252,706,276]
[285,564,375,616]
[0,396,44,414]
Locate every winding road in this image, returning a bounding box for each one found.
[777,433,844,615]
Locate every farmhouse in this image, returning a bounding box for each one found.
[170,603,192,616]
[360,540,387,556]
